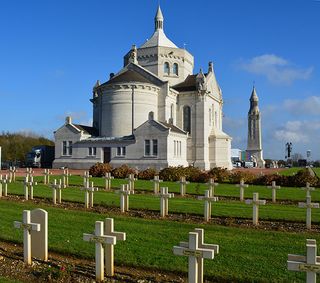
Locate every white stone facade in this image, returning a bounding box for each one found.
[53,6,232,170]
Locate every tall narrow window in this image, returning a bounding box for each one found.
[173,63,178,75]
[153,139,158,156]
[145,140,151,156]
[164,62,170,75]
[170,103,174,121]
[62,141,72,156]
[88,147,97,156]
[215,111,218,128]
[209,108,212,126]
[183,106,191,133]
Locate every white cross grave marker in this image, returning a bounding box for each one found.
[13,210,41,265]
[117,184,133,213]
[288,239,320,283]
[245,192,266,225]
[178,228,219,283]
[83,171,92,187]
[158,187,174,217]
[177,176,189,196]
[24,175,37,200]
[267,181,281,203]
[81,181,98,208]
[198,190,218,222]
[302,183,315,197]
[50,179,63,204]
[83,221,116,282]
[206,178,219,196]
[104,218,126,276]
[173,229,217,283]
[62,168,71,188]
[9,166,17,183]
[126,173,136,192]
[151,175,163,194]
[103,172,114,190]
[26,168,34,179]
[0,175,9,197]
[299,196,319,230]
[236,179,249,201]
[30,209,48,261]
[43,169,52,185]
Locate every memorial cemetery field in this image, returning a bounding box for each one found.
[0,199,319,282]
[1,169,320,282]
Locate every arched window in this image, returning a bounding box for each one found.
[164,62,170,75]
[173,63,178,75]
[183,106,191,134]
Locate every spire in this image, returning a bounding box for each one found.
[250,86,259,102]
[155,5,164,31]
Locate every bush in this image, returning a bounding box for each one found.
[229,171,256,184]
[112,164,136,179]
[207,167,231,183]
[159,166,185,182]
[138,168,158,180]
[89,163,112,177]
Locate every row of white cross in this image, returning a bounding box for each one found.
[12,208,320,283]
[2,171,319,229]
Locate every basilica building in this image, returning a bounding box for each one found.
[53,6,233,170]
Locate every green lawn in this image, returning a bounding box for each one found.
[279,167,302,176]
[17,174,320,201]
[4,182,320,223]
[0,277,21,283]
[313,168,320,177]
[0,199,318,282]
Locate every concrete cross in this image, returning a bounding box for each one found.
[288,239,320,283]
[0,174,9,197]
[126,173,136,192]
[50,179,63,204]
[177,176,189,196]
[245,192,266,225]
[43,169,52,185]
[267,181,281,203]
[151,175,163,194]
[103,172,114,190]
[173,230,217,283]
[198,190,218,222]
[62,168,71,188]
[13,210,41,265]
[104,218,126,276]
[302,183,315,197]
[81,181,98,208]
[206,178,219,196]
[299,196,320,230]
[236,179,249,201]
[83,221,117,282]
[178,228,219,283]
[9,166,17,183]
[24,175,37,200]
[83,171,92,187]
[117,184,133,213]
[25,168,34,179]
[158,187,174,217]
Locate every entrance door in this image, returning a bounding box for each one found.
[103,147,111,163]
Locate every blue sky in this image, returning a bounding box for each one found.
[0,0,319,160]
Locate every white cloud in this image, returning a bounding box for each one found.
[238,54,313,85]
[273,120,320,143]
[284,96,320,116]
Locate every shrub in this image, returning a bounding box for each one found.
[89,163,112,177]
[229,171,256,184]
[138,168,158,180]
[291,169,318,187]
[112,164,136,179]
[159,166,185,182]
[207,167,231,183]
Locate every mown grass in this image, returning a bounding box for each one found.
[17,175,320,201]
[279,167,302,176]
[313,168,320,177]
[4,182,320,223]
[0,199,318,282]
[0,277,22,283]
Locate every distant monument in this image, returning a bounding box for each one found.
[246,87,265,168]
